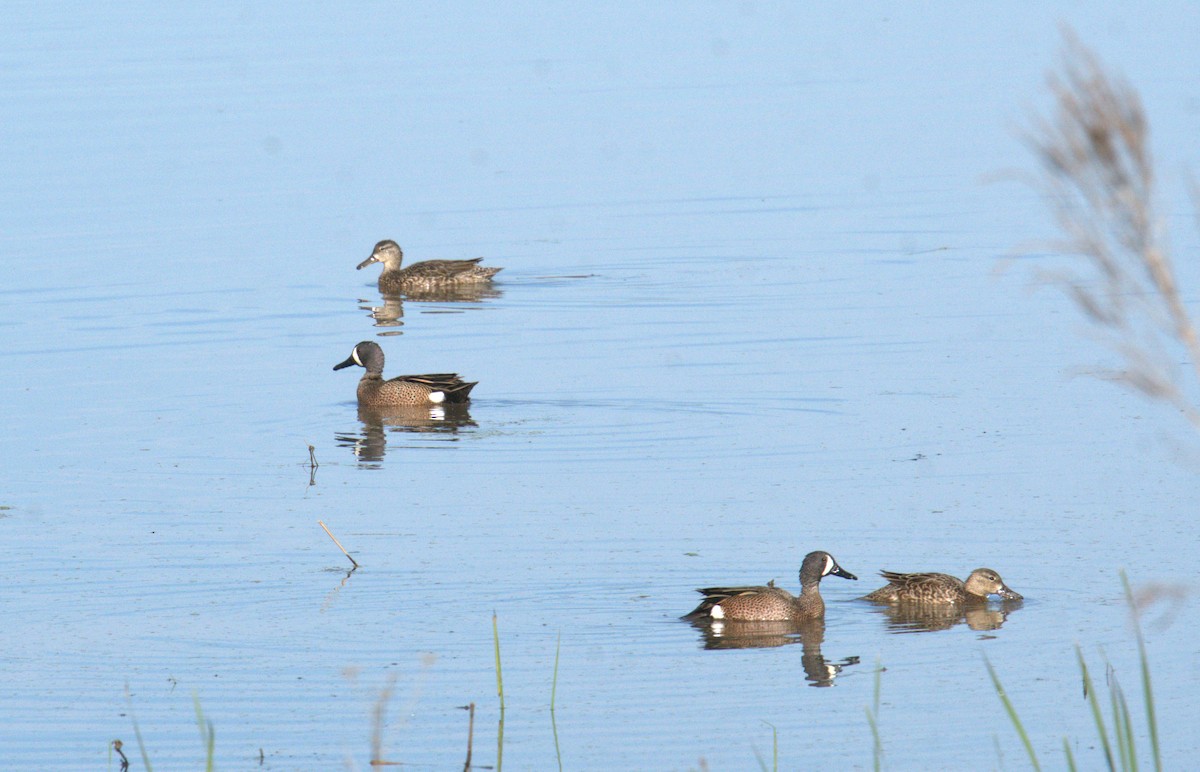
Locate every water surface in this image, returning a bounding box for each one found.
[2,3,1199,769]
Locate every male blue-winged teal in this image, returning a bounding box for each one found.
[683,551,857,622]
[862,568,1022,604]
[333,341,477,407]
[357,239,502,293]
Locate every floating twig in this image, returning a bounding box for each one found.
[318,521,360,569]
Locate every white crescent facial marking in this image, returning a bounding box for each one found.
[351,347,363,367]
[823,553,834,576]
[428,391,446,404]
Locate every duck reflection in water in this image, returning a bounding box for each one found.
[360,285,504,329]
[868,599,1023,634]
[335,404,476,466]
[688,617,860,687]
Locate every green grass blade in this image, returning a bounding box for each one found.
[1111,677,1136,772]
[124,684,153,772]
[551,631,561,712]
[771,721,778,772]
[985,656,1041,772]
[1121,572,1161,772]
[1064,737,1078,772]
[872,658,882,714]
[752,745,768,772]
[492,612,505,712]
[752,721,778,772]
[865,707,883,772]
[1077,647,1116,770]
[493,613,505,772]
[1105,671,1130,772]
[193,693,215,772]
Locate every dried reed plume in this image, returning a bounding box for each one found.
[1028,34,1200,429]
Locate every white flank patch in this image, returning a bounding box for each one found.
[823,553,834,575]
[428,391,446,404]
[710,603,725,620]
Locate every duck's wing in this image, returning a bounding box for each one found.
[401,258,486,278]
[683,585,779,620]
[878,571,962,590]
[389,374,477,400]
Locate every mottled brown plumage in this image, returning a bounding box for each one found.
[862,568,1022,604]
[333,341,476,407]
[357,239,502,293]
[683,551,857,622]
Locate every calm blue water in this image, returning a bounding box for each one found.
[2,3,1198,769]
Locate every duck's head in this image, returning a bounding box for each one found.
[357,239,404,270]
[334,341,385,375]
[802,550,858,584]
[964,568,1022,600]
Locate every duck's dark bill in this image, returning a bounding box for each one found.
[831,565,857,580]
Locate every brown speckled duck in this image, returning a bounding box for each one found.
[357,239,502,293]
[683,551,858,622]
[333,341,476,407]
[862,568,1022,604]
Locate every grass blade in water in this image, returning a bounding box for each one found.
[984,657,1041,772]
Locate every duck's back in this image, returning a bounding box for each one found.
[863,571,966,603]
[381,258,501,291]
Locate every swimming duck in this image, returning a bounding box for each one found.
[357,239,502,293]
[683,551,858,622]
[333,341,477,407]
[862,568,1022,604]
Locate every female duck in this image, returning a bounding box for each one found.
[863,568,1022,604]
[684,551,857,622]
[357,239,502,293]
[333,341,476,407]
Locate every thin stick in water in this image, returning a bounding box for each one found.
[111,740,129,772]
[462,702,475,771]
[318,520,360,569]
